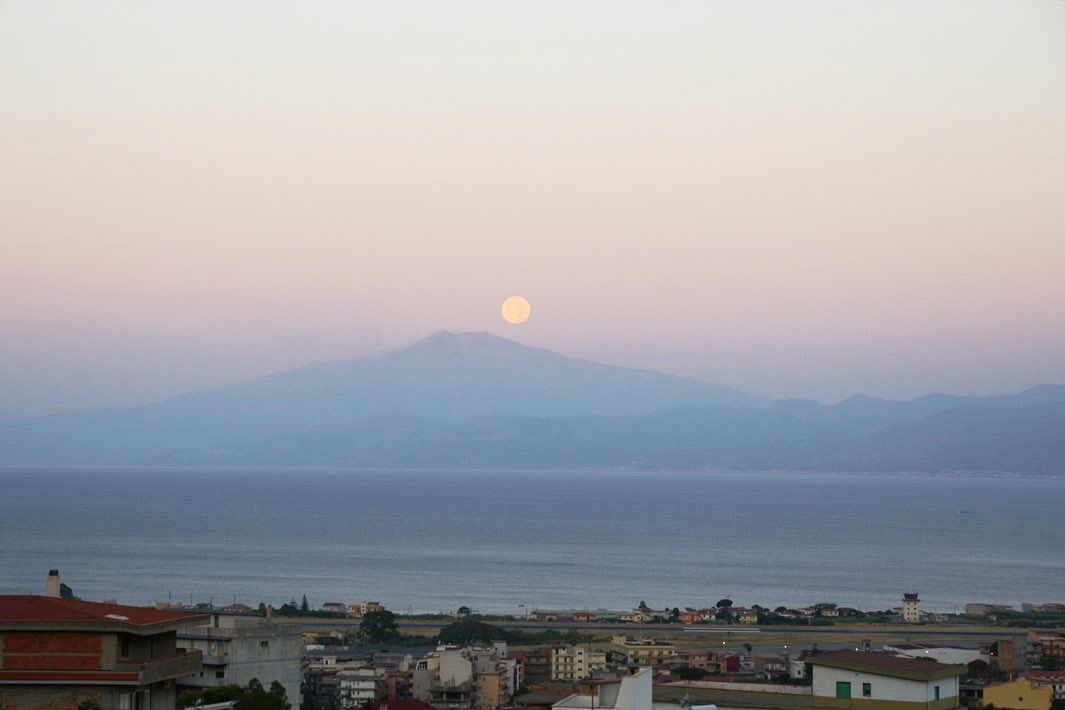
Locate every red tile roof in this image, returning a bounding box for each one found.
[0,595,208,628]
[0,671,141,683]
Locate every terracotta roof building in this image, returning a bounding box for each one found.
[1,578,207,710]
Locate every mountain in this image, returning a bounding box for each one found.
[2,332,1062,474]
[0,331,762,466]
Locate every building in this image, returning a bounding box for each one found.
[322,603,348,615]
[1029,630,1065,663]
[807,650,965,708]
[964,603,1015,617]
[553,668,654,710]
[338,667,385,709]
[346,603,384,619]
[177,609,303,704]
[901,592,921,624]
[610,636,675,666]
[882,643,985,666]
[982,676,1053,709]
[550,646,607,681]
[1029,671,1065,701]
[0,590,206,710]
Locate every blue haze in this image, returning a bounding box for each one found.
[1,469,1062,614]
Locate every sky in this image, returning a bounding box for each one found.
[2,1,1064,419]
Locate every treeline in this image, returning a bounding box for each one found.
[436,618,588,646]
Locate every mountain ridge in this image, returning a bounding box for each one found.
[1,332,1062,474]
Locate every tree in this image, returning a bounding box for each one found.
[438,619,506,645]
[966,659,989,680]
[675,666,709,680]
[743,643,753,657]
[360,609,400,643]
[638,601,649,612]
[670,607,681,622]
[258,602,268,615]
[457,606,472,616]
[239,678,291,710]
[716,599,733,609]
[300,595,310,613]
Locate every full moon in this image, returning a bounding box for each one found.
[501,296,532,325]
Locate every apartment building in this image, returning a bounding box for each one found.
[0,588,206,710]
[176,609,303,704]
[610,636,675,666]
[550,646,607,681]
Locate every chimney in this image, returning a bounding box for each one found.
[46,569,61,598]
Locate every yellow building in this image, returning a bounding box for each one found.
[982,677,1052,710]
[550,646,608,681]
[611,635,675,665]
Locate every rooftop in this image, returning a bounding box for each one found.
[807,651,965,682]
[0,595,208,631]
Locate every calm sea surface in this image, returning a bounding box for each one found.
[1,468,1062,614]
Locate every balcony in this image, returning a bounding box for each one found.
[117,649,203,684]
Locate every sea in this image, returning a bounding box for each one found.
[1,468,1062,615]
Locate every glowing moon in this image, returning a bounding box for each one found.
[501,296,532,325]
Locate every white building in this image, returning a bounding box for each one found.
[808,650,964,707]
[883,643,986,666]
[901,592,921,623]
[554,668,698,710]
[337,667,384,709]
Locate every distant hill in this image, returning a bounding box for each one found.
[1,333,1062,474]
[0,331,761,465]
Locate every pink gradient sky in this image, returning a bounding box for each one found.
[2,1,1064,418]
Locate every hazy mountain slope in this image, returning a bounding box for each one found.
[150,401,1065,475]
[0,331,762,465]
[820,402,1065,474]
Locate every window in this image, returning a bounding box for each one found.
[863,682,871,697]
[935,685,941,701]
[216,671,225,679]
[260,640,270,649]
[121,635,130,657]
[836,681,852,699]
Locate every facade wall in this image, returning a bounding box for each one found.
[983,678,1052,709]
[0,680,174,710]
[812,666,958,706]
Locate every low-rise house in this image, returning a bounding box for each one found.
[965,603,1015,617]
[678,650,709,671]
[0,587,206,710]
[322,603,348,615]
[982,676,1052,709]
[882,643,985,666]
[807,650,965,708]
[347,602,384,618]
[738,610,759,625]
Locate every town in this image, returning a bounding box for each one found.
[2,571,1064,710]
